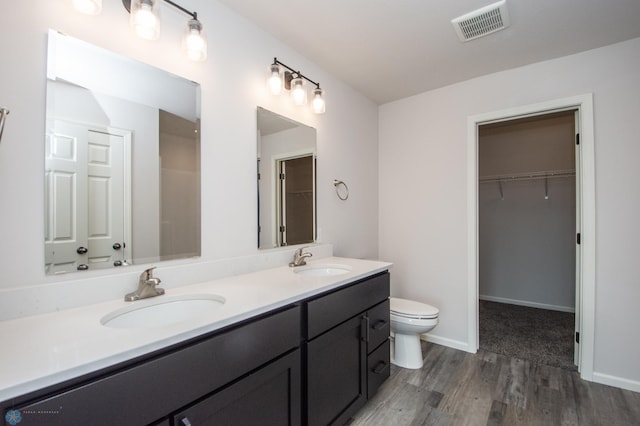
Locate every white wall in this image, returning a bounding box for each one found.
[478,113,576,311]
[379,37,640,388]
[479,178,576,311]
[0,1,378,316]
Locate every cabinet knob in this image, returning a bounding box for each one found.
[77,264,89,270]
[76,246,88,254]
[112,243,122,250]
[113,260,123,267]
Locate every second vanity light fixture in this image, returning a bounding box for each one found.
[268,58,326,114]
[72,0,207,62]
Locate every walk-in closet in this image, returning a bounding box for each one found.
[478,110,577,369]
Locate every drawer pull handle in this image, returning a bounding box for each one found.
[361,316,370,342]
[372,320,388,330]
[372,361,388,374]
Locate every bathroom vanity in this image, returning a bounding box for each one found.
[0,258,391,425]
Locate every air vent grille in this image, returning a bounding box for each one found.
[452,0,510,42]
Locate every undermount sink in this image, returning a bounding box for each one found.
[101,294,226,329]
[293,263,352,277]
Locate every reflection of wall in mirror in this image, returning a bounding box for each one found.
[259,125,315,248]
[159,110,201,260]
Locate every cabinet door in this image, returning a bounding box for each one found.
[174,349,301,426]
[307,315,366,426]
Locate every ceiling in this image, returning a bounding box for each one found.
[216,0,640,104]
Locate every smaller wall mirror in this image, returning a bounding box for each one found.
[257,107,316,249]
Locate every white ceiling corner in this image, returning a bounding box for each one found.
[216,0,640,104]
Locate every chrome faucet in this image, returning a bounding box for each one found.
[125,267,165,301]
[289,247,312,267]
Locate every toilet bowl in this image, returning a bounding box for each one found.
[390,297,439,369]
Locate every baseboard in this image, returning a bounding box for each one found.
[479,295,575,313]
[420,334,471,353]
[592,372,640,393]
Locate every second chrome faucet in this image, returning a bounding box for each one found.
[289,247,312,267]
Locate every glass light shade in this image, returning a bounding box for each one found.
[130,0,161,41]
[311,88,326,114]
[72,0,102,15]
[290,77,307,106]
[267,64,283,95]
[182,19,207,61]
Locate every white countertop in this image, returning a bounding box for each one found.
[0,257,391,402]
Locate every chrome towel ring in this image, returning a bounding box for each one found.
[0,108,9,144]
[333,179,349,201]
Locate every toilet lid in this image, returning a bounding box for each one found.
[390,297,439,319]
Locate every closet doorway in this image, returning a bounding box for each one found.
[477,110,578,369]
[468,95,595,379]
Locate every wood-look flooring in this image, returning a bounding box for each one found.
[351,343,640,425]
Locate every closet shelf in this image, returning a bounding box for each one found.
[479,169,575,184]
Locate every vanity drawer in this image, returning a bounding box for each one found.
[306,272,389,340]
[367,299,390,353]
[173,349,301,426]
[367,339,391,399]
[8,305,301,426]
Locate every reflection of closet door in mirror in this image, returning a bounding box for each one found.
[278,155,314,246]
[45,120,131,273]
[86,129,127,269]
[45,121,89,273]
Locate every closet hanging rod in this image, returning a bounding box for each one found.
[479,169,575,184]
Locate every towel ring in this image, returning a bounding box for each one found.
[0,108,9,144]
[333,179,349,201]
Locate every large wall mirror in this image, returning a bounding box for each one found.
[257,107,316,249]
[45,30,201,274]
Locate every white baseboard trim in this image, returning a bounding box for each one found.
[479,294,575,313]
[592,372,640,393]
[420,334,471,353]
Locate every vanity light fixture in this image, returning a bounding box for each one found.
[72,0,102,15]
[268,58,326,114]
[128,0,161,41]
[124,0,207,61]
[74,0,207,61]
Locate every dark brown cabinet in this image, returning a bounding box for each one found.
[2,306,301,426]
[2,270,390,426]
[304,272,390,425]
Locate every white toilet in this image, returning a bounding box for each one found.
[390,297,439,369]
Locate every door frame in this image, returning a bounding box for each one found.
[273,150,316,247]
[466,94,595,380]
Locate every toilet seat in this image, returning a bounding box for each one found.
[390,297,439,320]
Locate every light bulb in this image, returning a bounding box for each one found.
[130,0,160,40]
[182,19,207,61]
[312,88,326,114]
[268,64,283,95]
[72,0,102,15]
[291,77,307,106]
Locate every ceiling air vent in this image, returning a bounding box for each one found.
[451,0,510,42]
